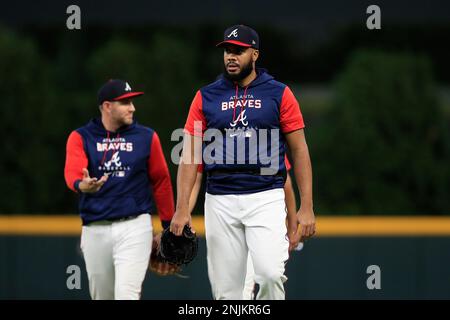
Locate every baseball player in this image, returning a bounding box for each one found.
[171,24,315,300]
[64,79,174,300]
[188,157,303,300]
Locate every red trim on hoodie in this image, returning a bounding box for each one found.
[184,90,206,137]
[285,156,292,171]
[64,131,88,192]
[280,86,305,133]
[147,132,175,223]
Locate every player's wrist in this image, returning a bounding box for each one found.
[74,179,84,193]
[175,205,190,215]
[299,200,313,211]
[74,180,89,193]
[161,220,171,229]
[78,180,94,193]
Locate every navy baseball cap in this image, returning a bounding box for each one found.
[97,79,144,105]
[216,25,260,50]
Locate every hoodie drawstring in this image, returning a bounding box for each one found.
[101,131,111,165]
[232,84,248,123]
[101,131,121,165]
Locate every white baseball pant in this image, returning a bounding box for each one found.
[80,213,152,300]
[205,188,289,300]
[242,253,255,299]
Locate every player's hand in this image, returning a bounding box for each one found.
[152,232,162,249]
[286,213,301,251]
[297,206,316,239]
[170,209,192,236]
[78,168,108,193]
[287,229,301,252]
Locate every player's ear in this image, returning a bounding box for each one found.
[101,101,111,113]
[252,49,259,62]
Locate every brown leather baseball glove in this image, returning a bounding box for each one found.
[149,233,182,276]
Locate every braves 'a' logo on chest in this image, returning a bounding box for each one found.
[104,151,122,169]
[230,109,248,127]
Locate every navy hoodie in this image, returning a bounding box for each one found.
[184,69,305,195]
[65,118,174,226]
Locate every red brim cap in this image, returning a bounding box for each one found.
[113,92,144,101]
[216,40,252,48]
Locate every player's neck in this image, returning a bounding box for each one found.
[237,69,257,87]
[101,116,120,133]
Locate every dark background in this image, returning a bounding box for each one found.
[1,0,450,300]
[2,0,450,216]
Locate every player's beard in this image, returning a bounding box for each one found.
[113,113,133,128]
[121,114,133,126]
[223,60,254,82]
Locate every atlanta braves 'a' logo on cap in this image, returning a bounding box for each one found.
[227,28,239,38]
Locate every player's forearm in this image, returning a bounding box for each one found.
[292,142,313,209]
[176,134,202,213]
[152,172,175,223]
[147,132,176,222]
[284,175,298,236]
[188,174,202,214]
[176,161,198,212]
[284,176,297,219]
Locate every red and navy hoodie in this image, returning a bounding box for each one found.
[64,118,174,226]
[184,68,305,195]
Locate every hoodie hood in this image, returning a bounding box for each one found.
[87,117,137,135]
[219,68,274,88]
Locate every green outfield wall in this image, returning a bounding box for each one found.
[1,236,449,299]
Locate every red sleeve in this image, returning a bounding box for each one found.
[284,154,292,171]
[184,90,207,137]
[148,132,175,223]
[197,163,203,173]
[64,131,88,192]
[280,86,305,133]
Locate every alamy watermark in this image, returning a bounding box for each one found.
[366,265,381,290]
[170,121,281,175]
[66,265,81,290]
[366,5,381,30]
[66,5,81,30]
